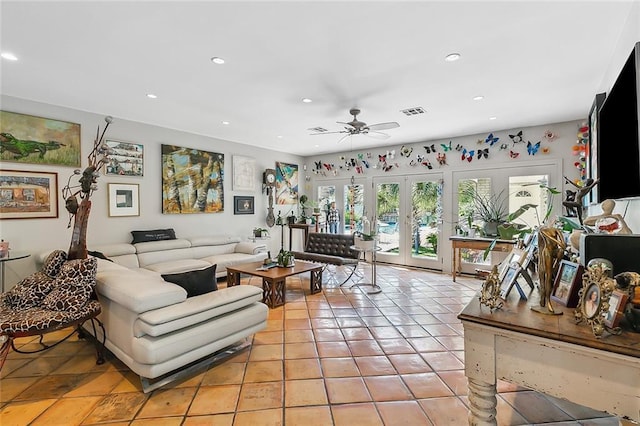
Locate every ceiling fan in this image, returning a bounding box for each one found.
[310,108,400,143]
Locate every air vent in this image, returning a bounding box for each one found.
[400,107,425,116]
[308,127,328,133]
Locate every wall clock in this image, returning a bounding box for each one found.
[264,168,276,226]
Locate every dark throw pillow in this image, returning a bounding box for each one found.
[131,228,177,244]
[162,265,217,298]
[88,250,113,262]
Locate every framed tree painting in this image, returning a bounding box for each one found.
[0,169,58,219]
[161,144,224,214]
[105,140,144,176]
[0,110,81,167]
[275,161,298,205]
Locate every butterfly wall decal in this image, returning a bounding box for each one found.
[400,145,413,157]
[499,143,508,150]
[440,141,452,152]
[527,141,541,155]
[543,130,557,142]
[477,148,489,159]
[485,133,500,146]
[386,150,395,159]
[509,150,519,159]
[436,153,447,165]
[424,144,437,154]
[509,130,524,144]
[455,144,464,151]
[461,148,475,162]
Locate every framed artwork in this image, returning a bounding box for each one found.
[108,183,140,217]
[275,161,299,205]
[161,144,224,214]
[0,110,81,167]
[0,169,58,219]
[105,140,144,176]
[550,260,583,307]
[499,263,521,299]
[498,247,526,281]
[604,289,628,329]
[587,92,606,204]
[233,196,254,215]
[232,155,256,191]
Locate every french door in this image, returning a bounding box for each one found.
[374,174,443,270]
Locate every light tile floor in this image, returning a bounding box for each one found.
[0,264,628,425]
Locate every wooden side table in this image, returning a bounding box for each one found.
[449,236,515,282]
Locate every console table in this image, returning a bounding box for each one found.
[450,236,516,282]
[458,293,639,425]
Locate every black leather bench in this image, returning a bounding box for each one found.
[291,233,360,285]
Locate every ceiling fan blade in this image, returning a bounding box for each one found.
[368,122,400,131]
[366,131,390,140]
[337,121,356,130]
[338,134,352,144]
[310,130,349,135]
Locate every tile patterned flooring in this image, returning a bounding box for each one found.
[0,264,627,425]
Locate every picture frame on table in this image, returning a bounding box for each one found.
[498,247,526,282]
[0,169,58,219]
[604,289,628,329]
[551,260,584,307]
[108,183,140,217]
[499,263,522,300]
[234,195,254,215]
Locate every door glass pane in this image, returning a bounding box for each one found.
[318,185,335,233]
[457,178,491,265]
[409,180,441,259]
[508,174,549,228]
[376,182,400,255]
[344,184,364,234]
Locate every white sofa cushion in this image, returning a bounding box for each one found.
[134,285,263,337]
[96,259,186,313]
[144,259,211,275]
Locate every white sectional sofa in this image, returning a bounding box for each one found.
[38,235,270,392]
[93,235,268,278]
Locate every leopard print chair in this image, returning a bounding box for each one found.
[0,250,105,370]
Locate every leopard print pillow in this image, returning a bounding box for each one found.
[42,257,97,313]
[41,250,68,278]
[4,272,57,309]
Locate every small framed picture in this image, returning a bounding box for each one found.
[582,283,602,320]
[234,195,254,215]
[551,260,584,307]
[108,183,139,217]
[498,247,526,282]
[604,289,628,329]
[499,263,521,299]
[105,139,144,176]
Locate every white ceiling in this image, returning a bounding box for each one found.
[0,1,635,156]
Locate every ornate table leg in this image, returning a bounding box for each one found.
[467,377,497,425]
[310,269,322,294]
[262,278,285,308]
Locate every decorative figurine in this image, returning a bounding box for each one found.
[478,265,503,312]
[532,225,566,315]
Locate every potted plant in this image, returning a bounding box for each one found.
[460,186,508,237]
[253,227,269,238]
[277,250,295,267]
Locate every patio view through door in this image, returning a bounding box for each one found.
[374,174,443,270]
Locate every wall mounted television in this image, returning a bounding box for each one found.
[593,41,640,203]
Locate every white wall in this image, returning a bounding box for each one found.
[0,95,303,287]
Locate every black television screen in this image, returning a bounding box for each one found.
[595,41,640,202]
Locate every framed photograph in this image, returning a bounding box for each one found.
[105,140,144,176]
[0,110,81,167]
[275,161,299,205]
[498,247,526,281]
[161,144,224,214]
[0,169,58,219]
[108,183,140,217]
[499,263,521,299]
[232,155,256,191]
[582,283,602,320]
[604,289,628,329]
[234,196,254,215]
[587,92,606,204]
[551,260,584,307]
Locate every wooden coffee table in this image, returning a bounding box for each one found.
[226,260,323,308]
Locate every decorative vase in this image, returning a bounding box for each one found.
[482,221,501,237]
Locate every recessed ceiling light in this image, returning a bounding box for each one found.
[1,52,18,61]
[314,145,319,148]
[210,57,225,64]
[277,135,283,139]
[445,53,461,62]
[489,116,497,120]
[222,121,230,125]
[473,96,484,101]
[302,98,313,103]
[146,93,158,99]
